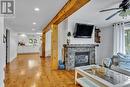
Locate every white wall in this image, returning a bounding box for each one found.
[0,18,19,87]
[18,46,40,54]
[58,18,95,61]
[67,18,114,65]
[17,34,41,54]
[96,25,113,64]
[7,29,18,63]
[58,19,68,60]
[45,30,51,57]
[18,34,42,46]
[0,17,5,87]
[68,18,95,44]
[57,17,114,65]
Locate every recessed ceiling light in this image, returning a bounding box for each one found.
[36,32,42,35]
[32,28,35,31]
[20,34,27,37]
[33,22,36,25]
[34,8,40,11]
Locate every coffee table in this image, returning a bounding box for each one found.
[75,65,130,87]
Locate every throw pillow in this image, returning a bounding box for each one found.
[117,53,130,63]
[103,58,112,68]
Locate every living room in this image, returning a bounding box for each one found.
[45,0,130,86]
[56,0,114,66]
[1,0,130,87]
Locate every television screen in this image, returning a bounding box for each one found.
[73,23,94,38]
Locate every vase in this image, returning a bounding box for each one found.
[67,39,70,45]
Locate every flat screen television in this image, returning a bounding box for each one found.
[73,23,94,38]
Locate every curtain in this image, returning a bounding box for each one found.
[113,22,125,55]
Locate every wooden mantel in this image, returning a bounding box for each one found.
[42,0,90,69]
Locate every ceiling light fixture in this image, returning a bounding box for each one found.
[33,22,36,25]
[34,8,40,11]
[32,28,35,31]
[36,32,42,35]
[20,34,27,37]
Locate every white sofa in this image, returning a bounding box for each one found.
[111,65,130,76]
[110,55,130,76]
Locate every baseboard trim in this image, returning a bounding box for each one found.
[40,56,44,58]
[46,56,51,58]
[18,52,39,55]
[40,56,51,58]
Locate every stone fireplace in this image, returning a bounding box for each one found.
[63,44,98,70]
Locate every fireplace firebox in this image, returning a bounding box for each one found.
[75,52,90,67]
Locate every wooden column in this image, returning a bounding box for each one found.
[41,33,46,58]
[42,0,90,69]
[51,24,58,69]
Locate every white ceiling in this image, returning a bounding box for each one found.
[5,0,68,33]
[5,0,130,33]
[69,0,130,27]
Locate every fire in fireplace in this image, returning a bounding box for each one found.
[75,52,90,67]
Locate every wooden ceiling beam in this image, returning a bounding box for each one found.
[42,0,90,33]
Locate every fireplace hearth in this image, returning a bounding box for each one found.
[63,44,98,70]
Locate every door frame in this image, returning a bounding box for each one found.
[6,29,10,64]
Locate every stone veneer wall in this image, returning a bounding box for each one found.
[64,44,97,70]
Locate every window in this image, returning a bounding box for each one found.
[125,29,130,54]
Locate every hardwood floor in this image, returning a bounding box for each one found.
[5,54,80,87]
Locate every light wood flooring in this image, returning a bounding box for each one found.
[5,54,80,87]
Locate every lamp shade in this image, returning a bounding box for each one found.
[67,32,71,37]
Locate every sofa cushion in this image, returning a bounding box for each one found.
[117,53,130,70]
[119,62,130,70]
[111,65,130,76]
[117,53,130,62]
